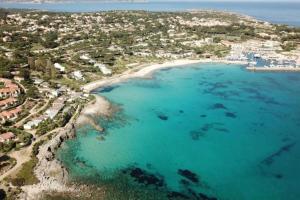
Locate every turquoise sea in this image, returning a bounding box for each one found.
[58,63,300,200]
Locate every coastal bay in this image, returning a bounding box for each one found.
[56,62,300,200]
[0,5,300,199]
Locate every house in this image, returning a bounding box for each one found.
[94,63,112,75]
[0,132,16,143]
[0,97,17,109]
[72,71,84,80]
[24,116,45,130]
[0,107,22,123]
[45,97,65,119]
[0,78,21,98]
[0,87,20,98]
[14,76,24,83]
[54,63,66,73]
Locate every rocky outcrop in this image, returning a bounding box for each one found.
[21,124,76,200]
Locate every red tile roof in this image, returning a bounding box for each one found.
[0,132,15,140]
[0,97,17,107]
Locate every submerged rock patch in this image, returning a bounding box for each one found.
[190,130,205,140]
[211,103,227,110]
[167,191,190,199]
[157,114,169,121]
[225,112,236,118]
[99,85,119,93]
[190,123,228,140]
[262,142,296,166]
[124,167,165,188]
[178,169,199,183]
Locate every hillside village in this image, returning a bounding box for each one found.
[0,8,300,199]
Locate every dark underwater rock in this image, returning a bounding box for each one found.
[180,179,191,186]
[187,188,217,200]
[178,169,199,183]
[168,191,190,199]
[99,85,119,93]
[126,167,165,187]
[262,142,296,166]
[157,114,168,121]
[214,128,229,133]
[274,174,283,179]
[179,110,184,114]
[190,130,205,140]
[198,193,218,200]
[225,112,236,118]
[200,115,207,118]
[211,103,227,110]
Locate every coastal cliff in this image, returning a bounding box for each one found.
[21,123,76,200]
[20,95,114,199]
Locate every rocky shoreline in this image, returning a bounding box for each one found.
[20,123,76,199]
[19,95,114,199]
[76,95,115,132]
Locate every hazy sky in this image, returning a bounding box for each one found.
[148,0,300,2]
[150,0,300,1]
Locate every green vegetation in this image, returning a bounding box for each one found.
[9,157,39,186]
[0,127,32,153]
[281,42,297,51]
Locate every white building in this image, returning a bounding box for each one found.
[24,117,44,130]
[80,54,90,60]
[94,63,112,75]
[54,63,66,73]
[72,71,84,80]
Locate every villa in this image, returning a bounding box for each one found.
[0,107,22,124]
[0,78,21,98]
[0,97,17,110]
[24,116,45,130]
[0,132,16,143]
[45,97,66,119]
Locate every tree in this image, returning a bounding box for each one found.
[26,86,39,99]
[28,57,35,70]
[20,68,31,81]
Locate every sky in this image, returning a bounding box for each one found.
[150,0,300,1]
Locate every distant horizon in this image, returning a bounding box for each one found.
[1,0,300,2]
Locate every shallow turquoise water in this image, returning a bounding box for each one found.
[58,63,300,200]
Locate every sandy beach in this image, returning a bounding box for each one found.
[82,59,249,93]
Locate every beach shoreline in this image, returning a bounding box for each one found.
[82,58,248,93]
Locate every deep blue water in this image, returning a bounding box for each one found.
[58,63,300,200]
[0,1,300,26]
